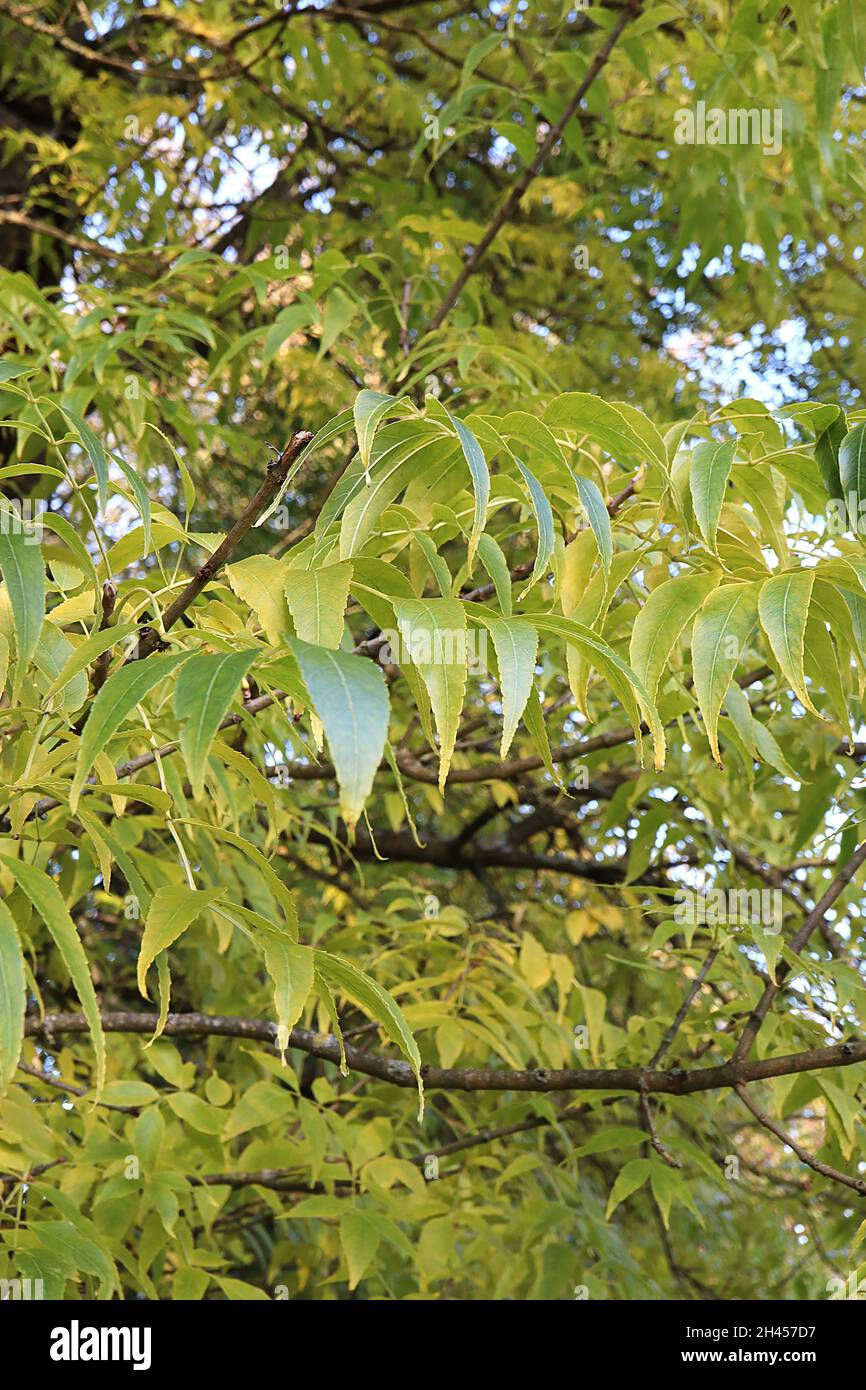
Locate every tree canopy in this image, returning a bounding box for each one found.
[1,0,866,1302]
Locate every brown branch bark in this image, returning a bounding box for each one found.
[24,1011,866,1096]
[735,1084,866,1197]
[131,429,312,660]
[424,0,644,334]
[733,838,866,1061]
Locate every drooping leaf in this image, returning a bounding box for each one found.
[629,571,719,704]
[71,653,191,811]
[314,950,424,1117]
[284,561,353,648]
[838,421,866,521]
[175,650,257,800]
[0,854,105,1100]
[137,886,225,999]
[394,597,467,791]
[692,582,760,763]
[263,937,315,1060]
[290,639,390,831]
[0,524,45,684]
[0,899,25,1094]
[758,569,819,716]
[483,617,538,757]
[574,474,612,575]
[690,440,736,552]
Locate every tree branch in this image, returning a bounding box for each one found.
[132,430,312,659]
[24,1011,866,1096]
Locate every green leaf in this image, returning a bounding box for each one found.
[262,303,314,367]
[263,937,315,1059]
[111,451,153,556]
[338,428,455,560]
[475,533,513,616]
[515,458,555,598]
[545,392,669,478]
[394,597,467,791]
[314,950,424,1117]
[284,560,353,648]
[318,286,358,357]
[605,1158,652,1218]
[175,650,257,800]
[290,639,390,831]
[0,524,45,683]
[137,886,224,998]
[71,653,190,811]
[574,474,612,575]
[353,390,400,479]
[690,439,735,551]
[59,408,109,516]
[692,582,759,763]
[483,617,538,757]
[0,899,25,1093]
[814,409,846,501]
[32,625,88,713]
[629,571,718,704]
[340,1210,380,1290]
[226,555,291,645]
[42,622,138,702]
[839,421,866,520]
[758,569,819,716]
[444,407,489,564]
[0,854,105,1100]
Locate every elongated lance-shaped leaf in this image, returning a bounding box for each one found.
[574,474,612,576]
[284,561,353,648]
[532,613,666,769]
[263,937,315,1060]
[0,524,45,686]
[690,440,735,551]
[443,407,489,565]
[482,617,538,757]
[758,569,820,716]
[0,854,105,1100]
[475,533,513,616]
[137,886,225,998]
[174,649,257,801]
[394,597,467,791]
[353,390,410,479]
[59,407,109,516]
[0,898,25,1094]
[226,555,291,646]
[72,653,191,811]
[314,949,424,1119]
[290,639,390,832]
[839,421,866,520]
[814,409,846,501]
[692,582,759,764]
[515,458,555,598]
[544,392,669,478]
[629,571,719,704]
[111,451,153,556]
[339,431,456,560]
[43,622,138,701]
